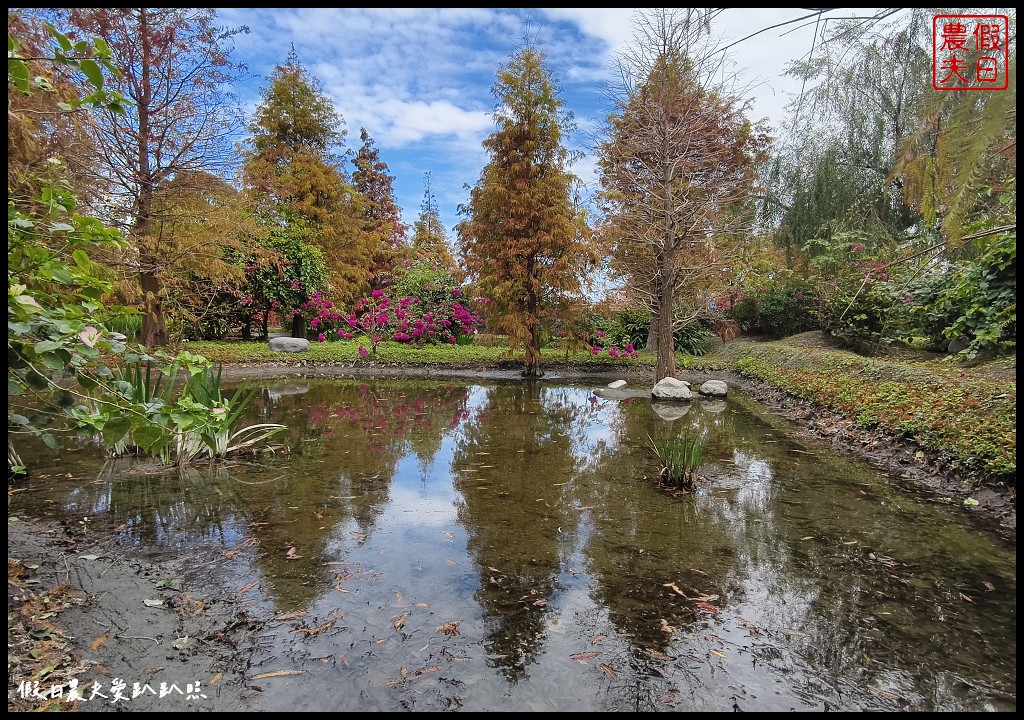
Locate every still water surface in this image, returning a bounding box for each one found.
[13,378,1016,711]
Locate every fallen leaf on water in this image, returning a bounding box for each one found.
[400,666,408,679]
[662,582,688,598]
[437,621,460,637]
[210,672,223,686]
[693,592,719,602]
[710,649,727,659]
[79,554,100,561]
[591,634,606,645]
[842,540,859,545]
[532,598,547,607]
[800,536,814,541]
[251,669,305,680]
[960,593,974,603]
[234,581,259,598]
[172,636,189,650]
[600,664,619,680]
[350,531,367,542]
[291,620,335,636]
[571,652,601,663]
[646,648,675,661]
[90,632,109,651]
[414,603,428,608]
[441,531,455,541]
[394,612,408,629]
[736,617,760,637]
[693,601,718,615]
[395,591,402,602]
[447,559,461,566]
[868,686,899,700]
[337,655,350,668]
[143,598,163,607]
[412,666,441,678]
[983,581,996,592]
[780,628,807,637]
[574,506,594,512]
[285,547,303,559]
[659,619,676,634]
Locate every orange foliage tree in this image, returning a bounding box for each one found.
[457,44,596,377]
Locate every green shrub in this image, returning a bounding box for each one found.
[754,285,819,337]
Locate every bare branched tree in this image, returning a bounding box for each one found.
[58,8,248,347]
[597,8,770,380]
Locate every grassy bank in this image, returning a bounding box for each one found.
[702,339,1016,479]
[185,338,659,369]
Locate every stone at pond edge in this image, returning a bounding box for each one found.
[268,337,310,353]
[698,379,728,397]
[651,377,693,400]
[607,380,627,389]
[947,336,970,354]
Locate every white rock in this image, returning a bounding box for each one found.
[607,380,627,389]
[268,337,310,353]
[698,379,728,397]
[651,377,693,400]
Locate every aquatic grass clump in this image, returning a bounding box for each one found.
[646,430,707,490]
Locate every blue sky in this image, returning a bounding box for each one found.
[214,8,895,241]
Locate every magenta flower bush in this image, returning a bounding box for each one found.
[589,342,640,360]
[306,289,480,349]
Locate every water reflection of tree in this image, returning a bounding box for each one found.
[452,381,596,682]
[232,379,471,610]
[78,459,252,548]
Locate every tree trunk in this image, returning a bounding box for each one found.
[138,270,168,349]
[646,297,659,351]
[522,255,544,377]
[291,313,305,338]
[655,251,676,382]
[134,10,169,349]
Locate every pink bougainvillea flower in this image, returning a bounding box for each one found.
[358,345,369,358]
[317,333,326,343]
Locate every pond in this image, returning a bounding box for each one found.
[10,377,1016,712]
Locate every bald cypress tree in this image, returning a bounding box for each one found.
[411,172,458,274]
[352,127,409,286]
[457,44,595,377]
[243,51,368,307]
